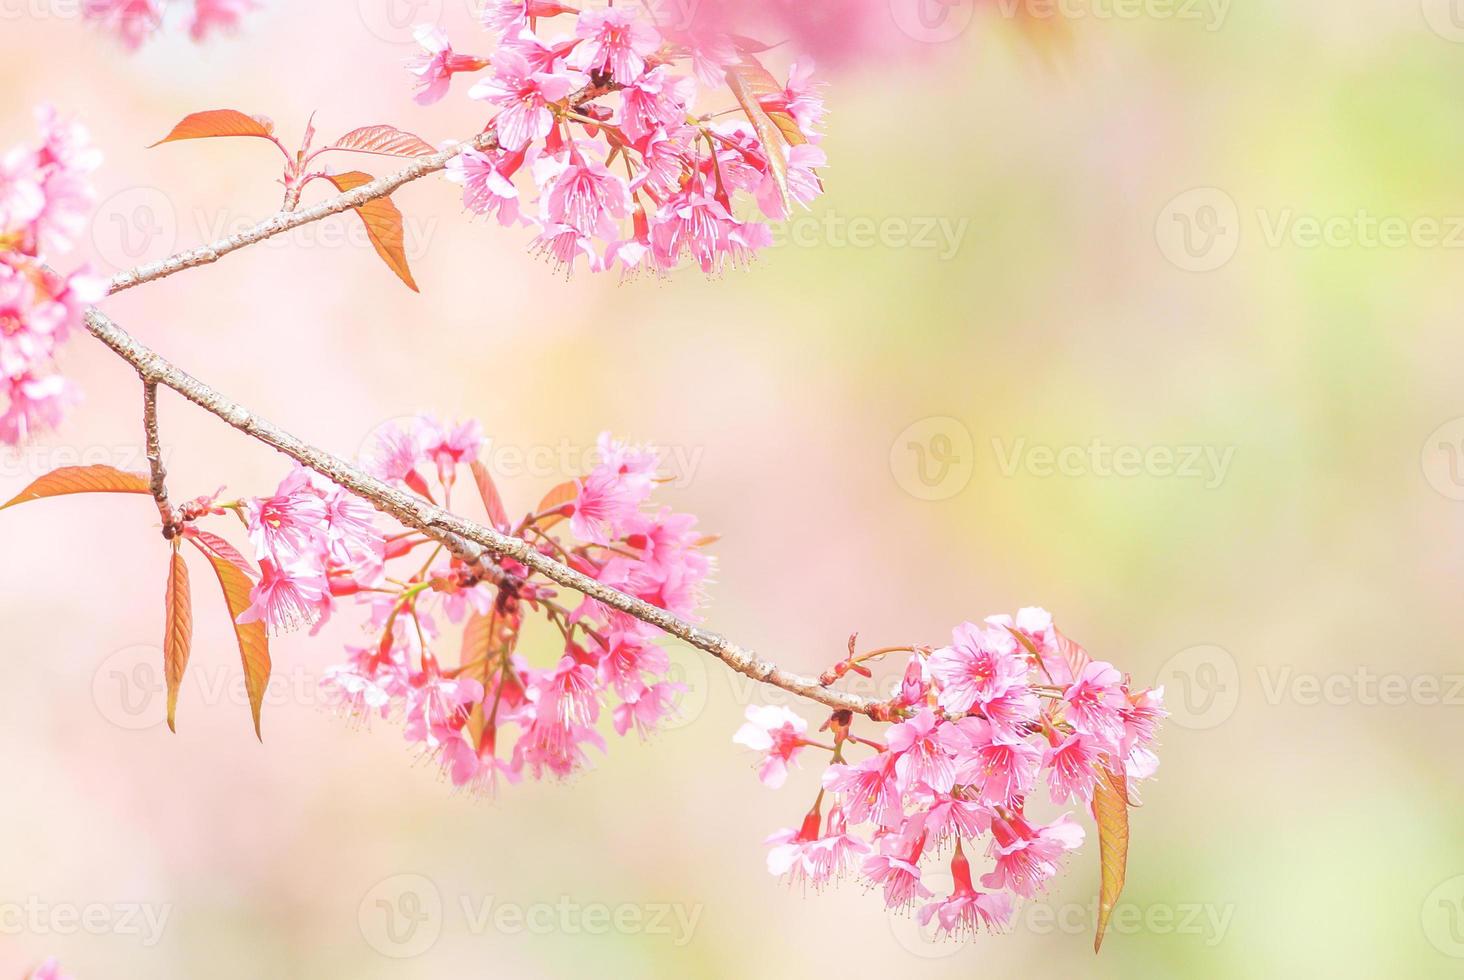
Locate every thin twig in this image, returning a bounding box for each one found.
[82,308,888,719]
[141,379,177,537]
[106,85,611,296]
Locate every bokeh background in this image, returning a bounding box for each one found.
[4,0,1464,976]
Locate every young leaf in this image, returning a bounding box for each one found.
[463,603,522,744]
[1056,627,1092,679]
[332,125,437,158]
[469,460,510,531]
[150,109,276,147]
[1092,760,1131,953]
[725,58,796,215]
[533,480,578,531]
[163,543,194,733]
[186,530,271,740]
[0,465,150,510]
[324,171,419,292]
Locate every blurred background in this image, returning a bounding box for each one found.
[4,0,1464,976]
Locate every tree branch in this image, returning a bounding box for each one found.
[141,379,177,536]
[107,85,611,295]
[82,307,887,719]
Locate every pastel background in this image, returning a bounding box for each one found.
[3,1,1463,976]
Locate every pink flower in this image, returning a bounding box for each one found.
[918,845,1012,938]
[0,148,44,236]
[403,671,484,746]
[0,372,77,445]
[597,620,670,697]
[321,644,410,718]
[446,148,523,226]
[544,149,632,239]
[862,833,932,909]
[236,558,330,634]
[886,707,963,794]
[619,68,695,142]
[755,143,826,220]
[408,26,489,106]
[470,48,586,152]
[613,680,682,737]
[0,264,66,379]
[954,717,1041,808]
[529,223,604,276]
[982,812,1085,899]
[568,7,661,85]
[928,621,1032,720]
[26,959,71,980]
[732,704,808,788]
[417,414,483,482]
[1063,660,1128,746]
[82,0,165,49]
[189,0,255,42]
[649,192,768,274]
[822,752,902,828]
[1042,731,1101,806]
[482,0,576,32]
[760,57,826,140]
[570,440,655,543]
[245,468,330,564]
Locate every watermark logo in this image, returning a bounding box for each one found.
[357,0,445,43]
[359,874,444,959]
[91,186,178,272]
[1422,0,1464,42]
[0,898,172,947]
[890,416,976,502]
[1421,417,1464,501]
[358,875,703,956]
[1422,874,1464,957]
[888,0,977,43]
[1155,187,1241,272]
[1155,644,1239,729]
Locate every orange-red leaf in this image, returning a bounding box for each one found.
[0,465,151,510]
[725,58,796,215]
[533,480,578,531]
[325,171,419,292]
[186,531,271,740]
[463,603,522,745]
[1057,627,1092,679]
[469,460,510,531]
[332,125,437,158]
[164,543,193,733]
[1092,761,1130,953]
[150,109,275,147]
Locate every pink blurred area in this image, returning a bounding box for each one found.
[5,1,1464,978]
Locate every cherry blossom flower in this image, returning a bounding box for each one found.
[1063,660,1128,747]
[25,959,71,980]
[236,557,330,634]
[189,0,256,42]
[982,812,1085,899]
[919,844,1013,938]
[568,6,661,86]
[82,0,165,49]
[446,148,524,226]
[470,48,587,152]
[408,26,489,106]
[733,705,808,788]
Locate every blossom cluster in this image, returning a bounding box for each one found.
[412,1,827,276]
[82,0,257,48]
[0,109,103,446]
[23,960,67,980]
[204,417,712,790]
[735,609,1165,939]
